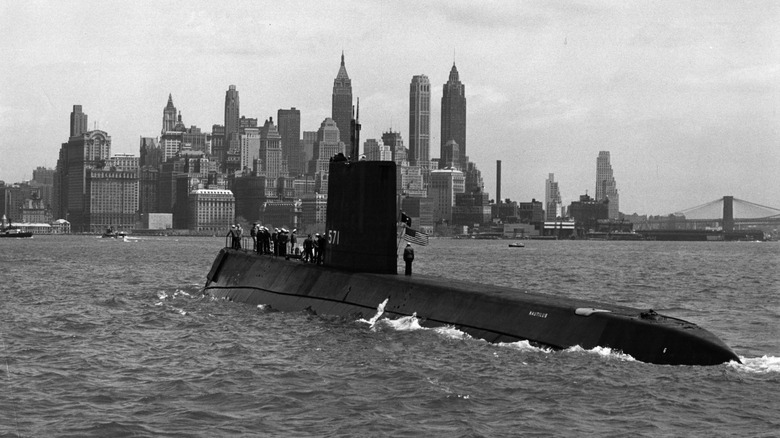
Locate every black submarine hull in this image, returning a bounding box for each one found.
[204,248,740,366]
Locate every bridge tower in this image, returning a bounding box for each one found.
[723,196,734,232]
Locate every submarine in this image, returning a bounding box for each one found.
[203,115,740,366]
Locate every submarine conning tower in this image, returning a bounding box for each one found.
[325,159,399,274]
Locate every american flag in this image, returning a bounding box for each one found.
[403,226,429,246]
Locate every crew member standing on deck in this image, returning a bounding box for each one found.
[403,243,414,276]
[316,233,327,265]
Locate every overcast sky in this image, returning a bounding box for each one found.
[1,0,778,215]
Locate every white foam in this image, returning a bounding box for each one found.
[565,345,637,362]
[357,298,389,326]
[432,325,472,340]
[497,339,551,354]
[729,355,780,373]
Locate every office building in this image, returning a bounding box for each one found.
[545,173,563,220]
[595,151,620,219]
[332,52,353,147]
[409,75,431,169]
[430,168,465,223]
[70,105,88,138]
[278,108,303,176]
[440,63,467,169]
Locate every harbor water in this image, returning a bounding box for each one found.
[1,235,778,437]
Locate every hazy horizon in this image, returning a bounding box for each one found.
[1,1,778,216]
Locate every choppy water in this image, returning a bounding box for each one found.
[1,235,778,437]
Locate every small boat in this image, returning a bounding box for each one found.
[508,242,525,248]
[101,227,127,238]
[0,226,33,238]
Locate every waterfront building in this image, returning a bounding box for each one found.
[595,151,620,219]
[409,75,431,169]
[452,190,491,226]
[188,188,235,233]
[440,63,467,169]
[332,52,353,148]
[54,117,112,231]
[363,139,392,161]
[545,173,563,220]
[278,108,303,176]
[429,168,465,224]
[569,193,609,234]
[87,160,139,233]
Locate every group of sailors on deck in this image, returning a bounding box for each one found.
[228,223,327,264]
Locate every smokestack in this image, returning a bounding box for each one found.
[496,160,502,203]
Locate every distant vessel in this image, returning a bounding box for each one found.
[508,242,525,248]
[203,112,740,366]
[101,227,127,239]
[1,225,33,238]
[1,215,33,238]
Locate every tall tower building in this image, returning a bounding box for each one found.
[162,94,177,134]
[382,129,407,166]
[70,105,88,138]
[409,75,431,169]
[332,52,353,147]
[545,173,562,220]
[277,108,303,176]
[595,151,619,219]
[440,63,466,169]
[224,85,240,140]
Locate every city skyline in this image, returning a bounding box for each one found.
[1,1,778,215]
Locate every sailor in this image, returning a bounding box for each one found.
[403,243,414,276]
[250,223,258,252]
[279,229,288,258]
[261,227,270,254]
[290,229,298,255]
[235,224,243,249]
[316,232,327,265]
[313,233,320,261]
[303,234,314,263]
[272,228,279,256]
[229,225,238,249]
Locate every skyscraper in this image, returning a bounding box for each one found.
[224,85,240,140]
[440,63,466,169]
[277,108,302,176]
[162,94,177,134]
[409,75,431,169]
[545,173,562,220]
[332,52,352,147]
[70,105,87,138]
[595,151,620,219]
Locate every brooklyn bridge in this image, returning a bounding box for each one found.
[635,196,780,241]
